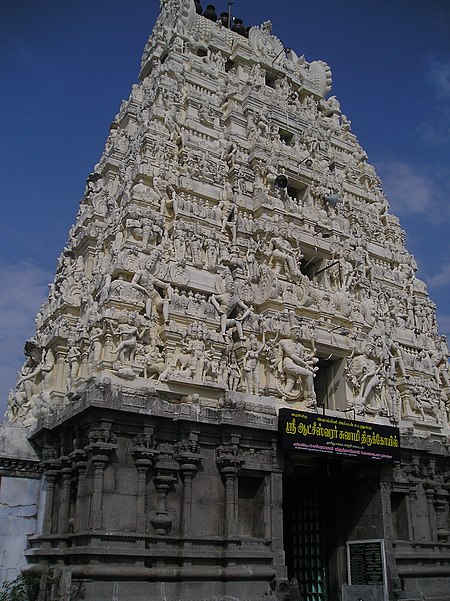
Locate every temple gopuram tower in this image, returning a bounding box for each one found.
[1,2,450,600]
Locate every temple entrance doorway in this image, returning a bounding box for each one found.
[282,459,347,601]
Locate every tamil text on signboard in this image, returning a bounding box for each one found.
[279,409,400,462]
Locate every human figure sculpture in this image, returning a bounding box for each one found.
[346,354,382,414]
[160,183,179,217]
[430,344,450,390]
[218,181,237,242]
[66,340,81,391]
[89,323,104,367]
[185,329,208,380]
[210,281,251,340]
[268,229,303,280]
[15,347,55,404]
[113,316,145,363]
[143,344,166,380]
[228,356,241,391]
[131,269,172,324]
[10,347,55,425]
[276,327,318,403]
[141,215,163,248]
[243,335,263,394]
[409,385,441,423]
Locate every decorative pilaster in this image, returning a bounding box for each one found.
[69,440,88,532]
[41,445,59,535]
[132,431,158,533]
[433,485,450,542]
[70,441,87,532]
[150,443,178,535]
[423,461,450,542]
[422,460,439,542]
[403,457,421,540]
[174,436,202,537]
[85,429,118,531]
[56,455,72,535]
[216,441,243,537]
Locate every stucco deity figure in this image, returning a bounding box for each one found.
[408,385,441,423]
[143,343,166,380]
[66,339,81,391]
[430,341,450,391]
[228,356,241,391]
[346,354,383,415]
[89,323,104,367]
[210,280,251,340]
[218,181,237,242]
[243,335,263,395]
[272,327,318,404]
[9,345,56,424]
[112,315,145,363]
[141,213,163,249]
[160,183,179,217]
[131,268,172,324]
[268,229,303,280]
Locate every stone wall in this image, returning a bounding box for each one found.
[0,424,42,587]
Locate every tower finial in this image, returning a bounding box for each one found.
[228,1,233,29]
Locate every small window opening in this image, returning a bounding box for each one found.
[391,493,410,540]
[300,256,321,280]
[286,182,307,202]
[225,59,235,72]
[238,476,265,538]
[279,128,295,147]
[314,357,346,411]
[265,72,278,88]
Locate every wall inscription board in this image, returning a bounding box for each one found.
[279,409,401,462]
[348,541,384,586]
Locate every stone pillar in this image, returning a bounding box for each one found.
[379,474,402,599]
[85,429,118,531]
[150,445,178,535]
[270,470,285,566]
[132,431,157,534]
[151,473,177,534]
[425,485,436,541]
[42,446,59,535]
[56,456,72,534]
[175,439,202,537]
[90,456,107,530]
[70,444,88,532]
[434,487,450,542]
[216,442,242,538]
[42,469,58,535]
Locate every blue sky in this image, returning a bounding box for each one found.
[1,0,449,416]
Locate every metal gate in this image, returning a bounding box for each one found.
[284,477,328,601]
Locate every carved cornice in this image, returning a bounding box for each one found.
[0,457,42,478]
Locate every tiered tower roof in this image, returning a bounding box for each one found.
[7,0,450,439]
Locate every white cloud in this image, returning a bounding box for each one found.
[376,160,435,215]
[0,261,50,418]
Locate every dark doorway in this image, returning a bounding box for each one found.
[283,461,345,601]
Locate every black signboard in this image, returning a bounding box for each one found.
[348,541,385,587]
[279,409,400,462]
